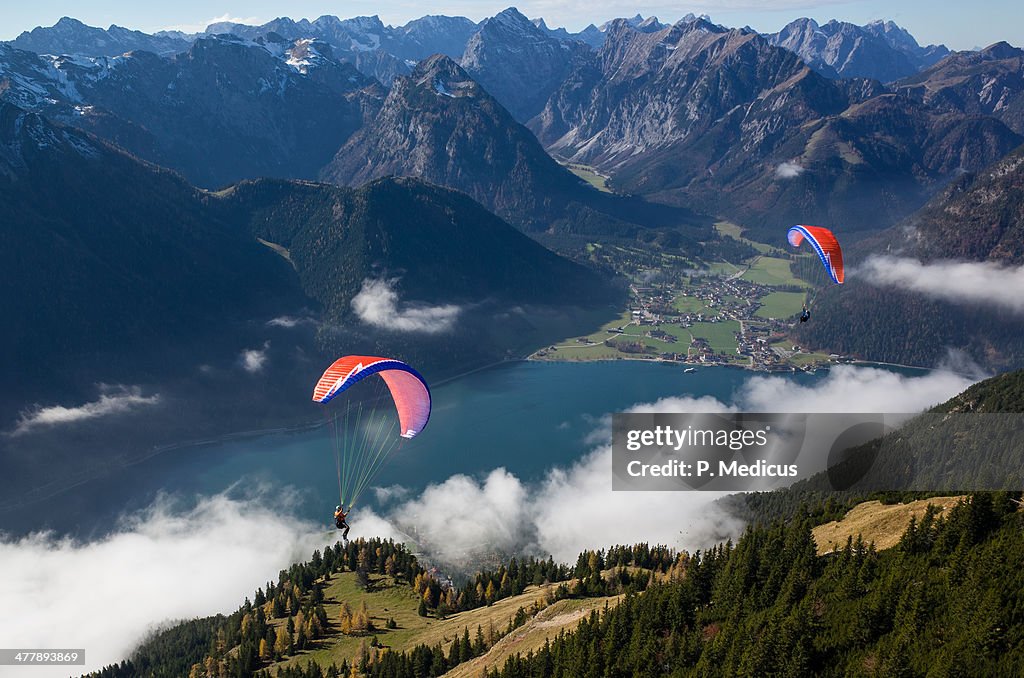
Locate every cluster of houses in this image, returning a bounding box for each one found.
[624,279,808,370]
[535,276,845,371]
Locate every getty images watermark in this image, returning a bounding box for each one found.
[612,413,1024,492]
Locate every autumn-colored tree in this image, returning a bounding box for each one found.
[484,580,497,605]
[274,626,290,659]
[339,601,353,635]
[353,600,371,632]
[422,586,433,610]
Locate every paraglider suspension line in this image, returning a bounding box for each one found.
[329,378,402,509]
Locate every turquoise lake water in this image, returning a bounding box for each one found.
[11,361,831,536]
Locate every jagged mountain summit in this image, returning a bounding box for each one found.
[460,7,590,122]
[5,10,948,89]
[862,19,949,69]
[531,18,604,48]
[765,17,949,82]
[600,13,667,33]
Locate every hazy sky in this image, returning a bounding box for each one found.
[0,0,1019,50]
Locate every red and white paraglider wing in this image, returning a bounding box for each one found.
[312,355,431,438]
[787,225,844,284]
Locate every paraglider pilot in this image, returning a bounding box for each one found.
[799,305,810,323]
[334,505,350,540]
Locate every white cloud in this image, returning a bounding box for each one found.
[775,161,805,178]
[857,256,1024,314]
[533,447,742,562]
[10,386,159,437]
[351,278,461,334]
[0,492,333,678]
[266,315,315,329]
[372,484,411,503]
[240,341,270,373]
[635,363,977,414]
[387,469,530,562]
[373,448,741,566]
[742,363,978,413]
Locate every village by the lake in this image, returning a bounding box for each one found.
[532,222,853,372]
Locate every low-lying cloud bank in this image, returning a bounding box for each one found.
[10,385,160,437]
[0,492,332,677]
[858,256,1024,314]
[352,278,461,333]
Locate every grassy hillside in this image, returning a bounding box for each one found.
[266,574,619,676]
[812,496,965,554]
[444,596,622,678]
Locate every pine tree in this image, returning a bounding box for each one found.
[448,634,461,665]
[430,644,447,675]
[460,627,473,662]
[474,625,486,656]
